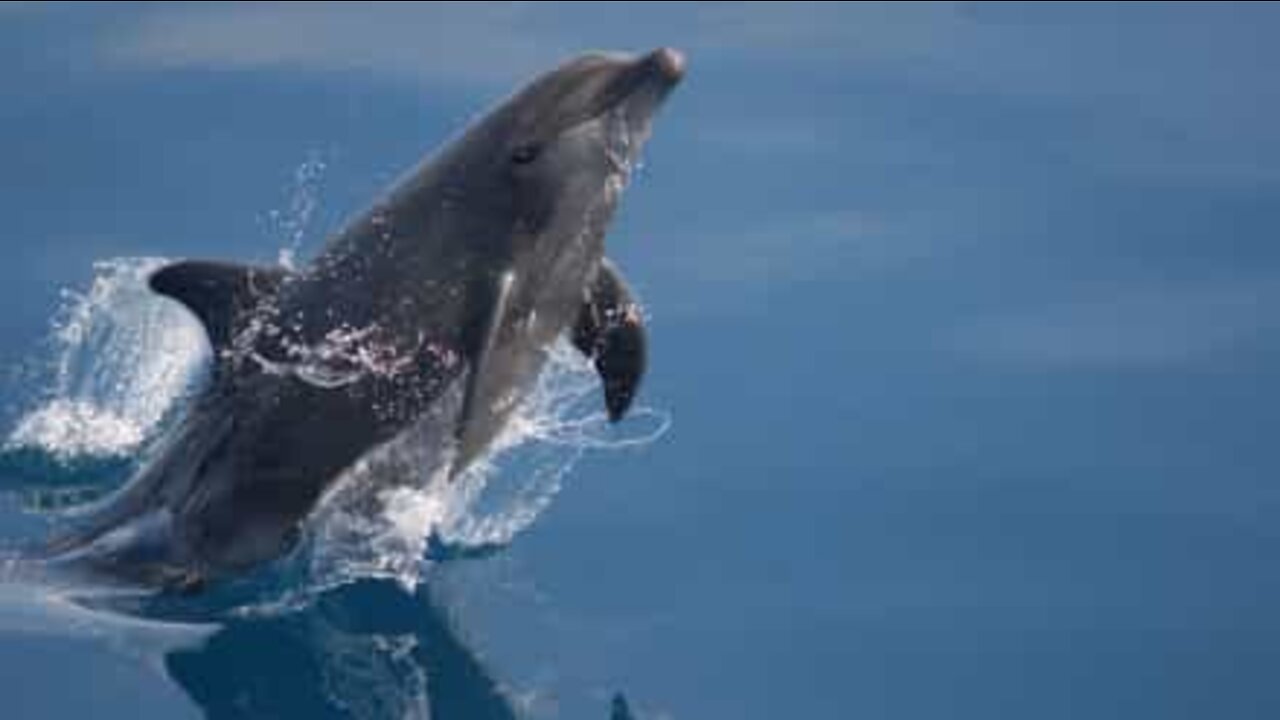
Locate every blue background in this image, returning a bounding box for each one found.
[2,3,1280,719]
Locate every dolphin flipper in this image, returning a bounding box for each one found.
[453,270,517,478]
[149,260,290,354]
[573,259,647,422]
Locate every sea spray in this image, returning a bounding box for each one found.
[6,258,208,461]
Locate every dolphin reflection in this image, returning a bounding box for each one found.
[164,579,516,720]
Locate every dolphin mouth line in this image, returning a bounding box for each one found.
[604,48,682,176]
[570,48,682,175]
[598,47,685,117]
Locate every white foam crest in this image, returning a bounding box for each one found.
[6,258,209,460]
[8,400,147,458]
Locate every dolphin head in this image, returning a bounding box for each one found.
[414,48,685,269]
[402,48,685,474]
[489,46,686,185]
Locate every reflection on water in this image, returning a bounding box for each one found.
[1,560,635,720]
[164,580,516,720]
[0,449,132,521]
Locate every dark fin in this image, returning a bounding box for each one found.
[149,260,289,354]
[573,259,647,422]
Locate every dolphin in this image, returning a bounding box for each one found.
[39,47,686,590]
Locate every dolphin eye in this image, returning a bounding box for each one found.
[510,144,540,165]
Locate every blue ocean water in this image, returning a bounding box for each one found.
[5,3,1280,719]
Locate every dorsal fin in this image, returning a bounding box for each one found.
[149,260,290,354]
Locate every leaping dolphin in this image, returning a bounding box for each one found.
[40,47,686,590]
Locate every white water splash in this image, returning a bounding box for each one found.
[6,150,328,461]
[303,340,670,593]
[268,152,326,270]
[6,258,209,460]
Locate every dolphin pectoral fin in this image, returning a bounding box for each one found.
[573,259,647,422]
[452,271,517,479]
[149,260,290,353]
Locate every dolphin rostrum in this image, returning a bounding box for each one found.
[41,47,686,590]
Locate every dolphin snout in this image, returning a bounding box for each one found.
[648,47,686,82]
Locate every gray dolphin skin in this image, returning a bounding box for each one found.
[41,47,686,590]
